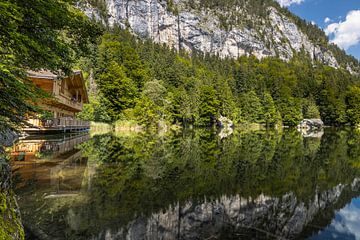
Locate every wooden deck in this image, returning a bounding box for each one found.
[24,118,90,134]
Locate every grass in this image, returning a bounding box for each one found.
[114,120,142,132]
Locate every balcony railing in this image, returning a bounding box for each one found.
[56,94,83,111]
[27,118,90,129]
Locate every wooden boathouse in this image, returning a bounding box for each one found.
[24,70,90,133]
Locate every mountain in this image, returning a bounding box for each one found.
[80,0,359,73]
[75,0,360,127]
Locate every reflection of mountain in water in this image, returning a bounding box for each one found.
[12,129,360,240]
[308,186,360,240]
[97,180,360,240]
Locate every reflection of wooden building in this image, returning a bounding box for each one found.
[10,134,89,192]
[25,70,90,133]
[11,134,90,162]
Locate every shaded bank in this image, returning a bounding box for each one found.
[0,130,24,240]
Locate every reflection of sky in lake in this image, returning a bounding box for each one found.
[310,197,360,240]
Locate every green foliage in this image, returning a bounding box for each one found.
[346,86,360,126]
[303,98,320,119]
[134,96,162,129]
[97,62,138,121]
[0,0,102,132]
[142,80,167,107]
[133,80,172,128]
[0,191,25,240]
[262,92,278,126]
[0,67,40,131]
[166,0,179,14]
[97,32,148,89]
[279,97,303,126]
[38,111,54,121]
[84,29,360,128]
[239,91,264,123]
[318,89,347,125]
[79,0,108,21]
[3,0,359,131]
[218,81,239,122]
[198,86,220,126]
[76,96,111,122]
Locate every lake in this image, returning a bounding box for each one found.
[8,128,360,239]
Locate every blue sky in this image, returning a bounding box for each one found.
[277,0,360,60]
[309,197,360,239]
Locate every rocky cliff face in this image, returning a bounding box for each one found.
[82,0,340,68]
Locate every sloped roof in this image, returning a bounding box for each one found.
[27,70,58,80]
[71,71,89,103]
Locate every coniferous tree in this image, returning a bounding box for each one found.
[199,86,220,126]
[240,91,264,123]
[262,92,277,127]
[346,86,360,126]
[78,29,360,128]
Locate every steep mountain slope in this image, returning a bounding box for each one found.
[75,0,360,127]
[80,0,359,72]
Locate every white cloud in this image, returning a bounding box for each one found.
[311,21,316,25]
[330,203,360,240]
[324,17,331,23]
[325,10,360,50]
[276,0,304,7]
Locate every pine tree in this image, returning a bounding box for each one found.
[240,91,264,123]
[346,86,360,126]
[199,86,220,126]
[262,92,277,127]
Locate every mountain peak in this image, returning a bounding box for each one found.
[81,0,359,72]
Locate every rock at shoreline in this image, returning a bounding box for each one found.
[0,130,18,149]
[218,116,234,139]
[297,119,324,130]
[218,116,234,129]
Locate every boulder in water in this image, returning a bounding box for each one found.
[217,116,234,129]
[298,119,324,130]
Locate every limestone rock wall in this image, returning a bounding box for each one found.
[83,0,339,68]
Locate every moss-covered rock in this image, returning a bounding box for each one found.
[0,191,25,240]
[0,151,25,240]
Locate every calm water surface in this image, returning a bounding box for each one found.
[8,129,360,239]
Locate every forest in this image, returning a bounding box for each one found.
[77,28,360,128]
[1,0,360,132]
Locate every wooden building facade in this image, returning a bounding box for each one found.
[25,70,90,133]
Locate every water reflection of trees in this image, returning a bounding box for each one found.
[19,129,360,239]
[71,129,359,236]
